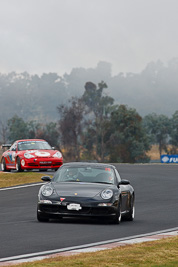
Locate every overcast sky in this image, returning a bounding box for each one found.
[0,0,178,76]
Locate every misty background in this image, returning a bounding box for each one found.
[0,0,178,122]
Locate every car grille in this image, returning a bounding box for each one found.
[52,162,63,166]
[40,205,91,214]
[28,163,38,166]
[40,204,113,215]
[27,162,62,167]
[39,162,52,166]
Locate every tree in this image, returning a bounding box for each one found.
[82,81,114,116]
[107,105,150,163]
[169,110,178,153]
[82,81,114,161]
[5,116,60,148]
[26,120,41,139]
[0,119,8,144]
[143,113,170,156]
[58,97,85,161]
[34,122,60,148]
[7,115,29,142]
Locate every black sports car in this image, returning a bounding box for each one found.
[37,162,135,224]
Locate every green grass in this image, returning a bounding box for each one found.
[3,236,177,267]
[0,172,51,188]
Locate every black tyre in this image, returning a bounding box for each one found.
[37,210,49,222]
[112,200,122,224]
[126,196,135,221]
[1,158,11,172]
[16,157,24,172]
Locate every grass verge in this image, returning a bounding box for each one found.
[5,236,178,267]
[0,172,50,188]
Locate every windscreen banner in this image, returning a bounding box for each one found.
[161,155,178,163]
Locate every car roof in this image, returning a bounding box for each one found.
[16,139,46,143]
[62,162,116,169]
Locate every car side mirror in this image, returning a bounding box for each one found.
[41,176,51,182]
[119,179,130,185]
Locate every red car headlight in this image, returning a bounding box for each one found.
[53,151,62,158]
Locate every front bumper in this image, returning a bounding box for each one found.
[37,201,118,219]
[20,157,63,170]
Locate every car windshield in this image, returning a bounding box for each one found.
[53,166,115,184]
[18,141,52,151]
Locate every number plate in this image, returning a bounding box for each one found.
[39,161,52,164]
[67,203,82,211]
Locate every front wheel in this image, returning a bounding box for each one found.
[112,200,122,224]
[16,158,24,172]
[126,196,135,221]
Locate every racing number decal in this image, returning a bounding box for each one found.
[4,152,16,165]
[11,152,16,162]
[35,151,50,157]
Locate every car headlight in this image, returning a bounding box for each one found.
[101,189,113,200]
[24,153,35,159]
[41,185,53,197]
[53,151,62,158]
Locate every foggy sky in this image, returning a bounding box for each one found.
[0,0,178,76]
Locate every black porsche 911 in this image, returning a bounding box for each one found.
[37,162,135,224]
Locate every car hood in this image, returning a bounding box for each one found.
[19,150,56,157]
[52,182,115,198]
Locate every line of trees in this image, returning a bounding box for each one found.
[1,59,178,123]
[0,81,178,163]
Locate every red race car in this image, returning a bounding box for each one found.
[1,139,63,172]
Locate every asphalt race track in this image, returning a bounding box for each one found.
[0,164,178,260]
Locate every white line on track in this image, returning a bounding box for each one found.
[0,183,45,191]
[0,227,177,264]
